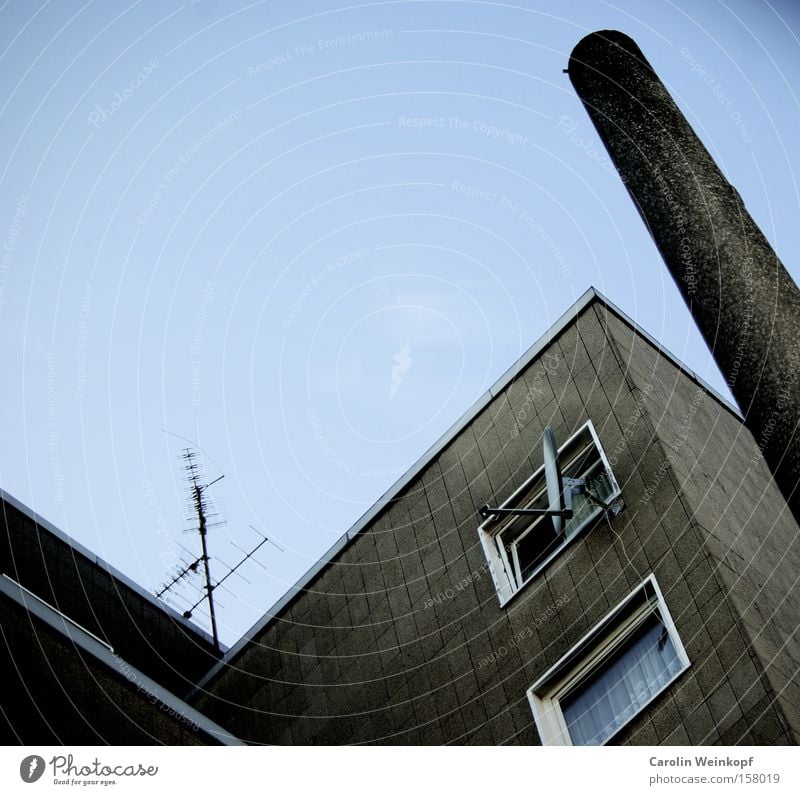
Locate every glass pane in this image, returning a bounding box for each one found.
[514,519,559,582]
[560,614,683,745]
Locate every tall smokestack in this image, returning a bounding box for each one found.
[568,30,800,523]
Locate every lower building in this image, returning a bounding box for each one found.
[0,488,239,745]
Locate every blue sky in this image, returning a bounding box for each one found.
[1,0,799,645]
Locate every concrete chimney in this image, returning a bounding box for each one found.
[568,30,800,523]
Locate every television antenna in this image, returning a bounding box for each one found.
[478,425,618,530]
[154,448,282,651]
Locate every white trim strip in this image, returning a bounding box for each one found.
[1,573,113,651]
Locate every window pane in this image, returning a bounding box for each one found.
[560,615,683,745]
[514,520,559,582]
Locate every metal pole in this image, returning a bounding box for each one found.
[568,30,800,523]
[196,484,220,651]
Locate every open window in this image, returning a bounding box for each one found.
[527,575,690,745]
[478,420,621,604]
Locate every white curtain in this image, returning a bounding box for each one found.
[561,617,682,745]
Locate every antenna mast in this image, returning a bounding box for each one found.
[181,448,224,651]
[154,445,283,652]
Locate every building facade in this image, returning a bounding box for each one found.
[190,289,800,745]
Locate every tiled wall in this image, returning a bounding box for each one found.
[601,306,799,743]
[0,592,212,744]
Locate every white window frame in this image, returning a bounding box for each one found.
[527,574,691,746]
[478,420,621,605]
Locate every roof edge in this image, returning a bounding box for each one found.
[0,486,223,652]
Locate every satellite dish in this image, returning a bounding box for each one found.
[477,425,574,526]
[543,426,566,535]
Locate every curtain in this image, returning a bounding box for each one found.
[561,616,682,745]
